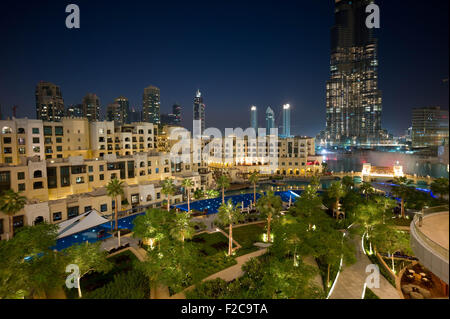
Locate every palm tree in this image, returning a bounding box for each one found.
[359,181,374,200]
[217,200,243,255]
[430,177,449,200]
[0,190,27,239]
[205,189,219,199]
[106,178,124,231]
[217,174,230,204]
[248,171,259,204]
[391,177,413,218]
[170,211,195,243]
[327,181,346,219]
[181,178,194,213]
[256,190,283,243]
[161,178,176,212]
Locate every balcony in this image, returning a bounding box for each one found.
[410,206,449,284]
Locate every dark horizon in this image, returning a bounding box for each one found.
[0,0,448,137]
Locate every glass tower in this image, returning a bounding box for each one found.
[282,104,291,137]
[193,89,205,135]
[250,106,258,133]
[142,85,161,125]
[325,0,383,145]
[266,107,275,136]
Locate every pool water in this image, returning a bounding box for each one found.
[54,190,300,251]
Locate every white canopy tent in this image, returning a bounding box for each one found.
[57,210,110,239]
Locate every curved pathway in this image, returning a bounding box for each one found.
[329,234,401,299]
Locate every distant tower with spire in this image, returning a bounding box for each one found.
[193,89,205,136]
[266,107,275,135]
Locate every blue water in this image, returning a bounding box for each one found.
[54,191,299,251]
[175,190,302,214]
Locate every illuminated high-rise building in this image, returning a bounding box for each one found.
[265,107,275,136]
[173,103,182,125]
[250,106,258,133]
[115,96,130,125]
[282,104,291,137]
[324,0,383,145]
[142,85,160,125]
[412,107,449,147]
[35,81,65,122]
[193,89,205,136]
[82,93,100,122]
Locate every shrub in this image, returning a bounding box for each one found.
[83,270,149,299]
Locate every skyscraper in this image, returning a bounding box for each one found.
[115,96,130,124]
[173,103,182,125]
[35,81,65,122]
[265,107,275,136]
[142,85,161,125]
[106,102,123,125]
[193,89,205,135]
[411,107,449,147]
[82,93,100,122]
[324,0,383,145]
[282,104,291,137]
[250,106,258,133]
[66,104,84,118]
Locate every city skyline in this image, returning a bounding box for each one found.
[0,0,448,137]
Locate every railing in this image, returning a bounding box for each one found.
[412,205,449,261]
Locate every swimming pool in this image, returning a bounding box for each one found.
[53,190,300,251]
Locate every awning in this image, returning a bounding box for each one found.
[57,210,110,239]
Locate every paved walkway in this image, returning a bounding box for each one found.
[329,235,401,299]
[170,248,268,299]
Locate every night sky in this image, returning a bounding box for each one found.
[0,0,448,137]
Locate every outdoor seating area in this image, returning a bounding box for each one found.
[401,263,448,299]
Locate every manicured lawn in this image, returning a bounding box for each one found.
[364,288,380,299]
[190,232,229,256]
[232,223,266,249]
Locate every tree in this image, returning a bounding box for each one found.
[371,225,411,272]
[63,242,112,298]
[291,184,322,220]
[133,208,173,250]
[216,200,243,255]
[373,195,397,224]
[256,190,283,243]
[161,178,176,212]
[341,175,354,190]
[170,211,195,243]
[181,178,194,213]
[359,181,375,201]
[0,223,64,299]
[327,181,346,219]
[0,189,27,239]
[216,174,230,204]
[248,171,259,204]
[205,189,219,199]
[430,177,449,200]
[106,178,124,231]
[391,177,413,218]
[353,202,383,254]
[193,189,205,200]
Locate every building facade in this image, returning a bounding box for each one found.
[282,104,291,137]
[412,107,449,147]
[35,81,65,122]
[323,0,383,146]
[142,86,161,125]
[265,107,275,136]
[193,90,205,136]
[82,93,101,122]
[250,106,258,133]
